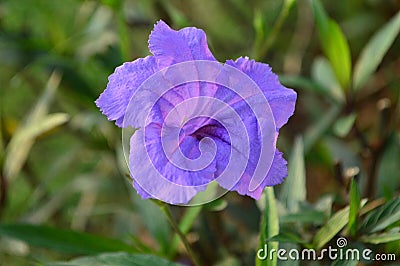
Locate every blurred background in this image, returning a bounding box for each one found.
[1,0,400,265]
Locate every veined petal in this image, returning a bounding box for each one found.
[95,56,158,127]
[149,20,216,68]
[223,150,287,200]
[226,57,297,129]
[96,20,297,204]
[129,123,216,204]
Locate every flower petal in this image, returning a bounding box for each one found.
[149,20,216,68]
[95,56,158,127]
[226,57,297,129]
[222,150,288,200]
[212,103,263,193]
[97,20,297,204]
[129,123,216,204]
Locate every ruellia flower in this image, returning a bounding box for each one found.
[96,20,297,205]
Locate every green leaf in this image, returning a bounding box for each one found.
[256,187,279,266]
[353,10,400,90]
[159,1,188,28]
[314,195,334,217]
[253,0,295,59]
[311,57,345,103]
[370,200,400,233]
[359,197,400,233]
[313,199,367,249]
[253,9,266,51]
[76,5,117,59]
[134,196,171,255]
[348,178,361,236]
[277,243,300,266]
[204,198,228,212]
[4,112,69,180]
[310,0,352,90]
[114,2,130,61]
[279,137,306,213]
[279,74,342,105]
[24,175,100,224]
[360,231,400,244]
[0,224,137,255]
[167,181,221,257]
[266,232,307,244]
[280,75,330,95]
[377,133,400,198]
[332,258,358,266]
[280,210,326,225]
[304,104,342,153]
[46,252,181,266]
[3,71,64,182]
[333,113,357,137]
[0,110,4,163]
[312,206,349,250]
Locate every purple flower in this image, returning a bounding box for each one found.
[96,20,297,204]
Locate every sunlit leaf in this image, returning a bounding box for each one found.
[253,9,266,52]
[4,113,69,181]
[360,231,400,244]
[313,199,367,249]
[353,10,400,90]
[3,71,63,182]
[310,0,352,90]
[204,198,228,212]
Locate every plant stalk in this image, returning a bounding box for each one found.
[158,202,201,266]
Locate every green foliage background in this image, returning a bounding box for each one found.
[1,0,400,265]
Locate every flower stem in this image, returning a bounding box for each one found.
[256,187,279,266]
[158,202,201,266]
